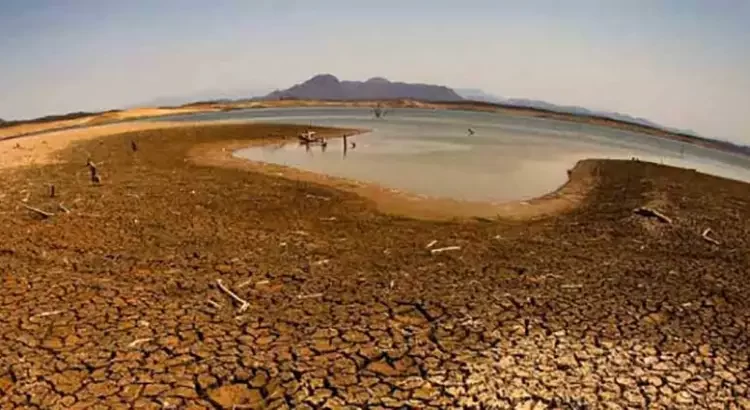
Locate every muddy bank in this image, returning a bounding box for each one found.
[0,123,748,408]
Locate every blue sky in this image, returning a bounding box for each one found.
[1,1,749,142]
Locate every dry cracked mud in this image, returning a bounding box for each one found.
[0,123,748,409]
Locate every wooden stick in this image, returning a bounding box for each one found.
[431,246,461,254]
[425,240,438,249]
[57,203,71,214]
[216,279,249,312]
[633,207,672,224]
[30,310,65,320]
[297,293,324,300]
[22,203,54,219]
[127,338,152,348]
[701,228,721,246]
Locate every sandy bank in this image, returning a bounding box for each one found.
[0,121,208,170]
[0,106,221,142]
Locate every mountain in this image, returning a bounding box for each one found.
[133,87,274,108]
[455,88,505,104]
[263,74,463,101]
[455,89,699,137]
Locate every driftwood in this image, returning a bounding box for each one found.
[57,203,71,214]
[430,246,461,255]
[633,207,672,224]
[701,228,721,246]
[216,279,249,312]
[127,338,152,348]
[86,159,101,184]
[30,310,65,320]
[297,293,324,300]
[22,203,54,219]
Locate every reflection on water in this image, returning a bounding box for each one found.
[160,107,750,202]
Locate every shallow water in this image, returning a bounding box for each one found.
[154,107,750,202]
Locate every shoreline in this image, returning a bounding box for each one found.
[188,129,599,221]
[3,100,747,161]
[1,119,599,221]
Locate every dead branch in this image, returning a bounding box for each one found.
[57,203,70,214]
[21,203,54,219]
[297,293,324,300]
[701,228,721,246]
[86,159,101,184]
[633,207,672,224]
[561,284,584,289]
[216,279,249,313]
[425,240,438,249]
[30,310,65,320]
[431,246,461,255]
[206,299,222,309]
[236,279,253,289]
[127,338,152,348]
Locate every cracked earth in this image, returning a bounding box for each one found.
[0,123,748,409]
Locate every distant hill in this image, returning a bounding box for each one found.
[263,74,463,101]
[454,88,505,104]
[132,87,274,108]
[455,89,700,137]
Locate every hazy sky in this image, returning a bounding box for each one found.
[1,0,749,142]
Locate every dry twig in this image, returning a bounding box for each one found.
[216,279,249,312]
[30,310,65,320]
[297,293,324,300]
[701,228,721,246]
[430,246,461,255]
[633,207,672,224]
[127,338,152,348]
[21,203,54,219]
[57,203,70,214]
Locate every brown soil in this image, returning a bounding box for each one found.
[1,123,749,409]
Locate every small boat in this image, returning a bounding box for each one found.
[297,130,320,143]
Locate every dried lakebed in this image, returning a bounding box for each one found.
[0,123,748,409]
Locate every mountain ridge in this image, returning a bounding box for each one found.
[263,74,463,101]
[454,88,700,137]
